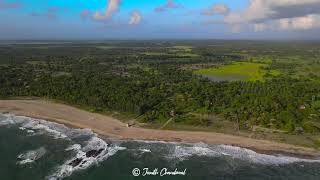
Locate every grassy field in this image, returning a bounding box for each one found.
[251,59,273,63]
[96,46,117,49]
[176,53,199,57]
[142,52,167,56]
[142,46,198,57]
[143,52,199,57]
[195,62,280,81]
[172,46,193,52]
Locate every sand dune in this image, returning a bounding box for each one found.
[0,99,319,158]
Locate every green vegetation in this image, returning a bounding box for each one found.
[1,40,320,147]
[176,53,199,57]
[172,46,193,52]
[251,59,273,63]
[143,51,199,57]
[143,52,167,56]
[96,46,117,50]
[269,70,281,76]
[195,62,279,81]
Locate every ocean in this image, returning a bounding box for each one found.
[1,113,320,180]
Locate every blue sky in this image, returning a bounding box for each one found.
[0,0,319,39]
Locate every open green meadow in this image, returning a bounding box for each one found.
[195,62,280,81]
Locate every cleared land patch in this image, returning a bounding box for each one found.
[195,62,280,81]
[143,52,199,57]
[172,46,193,52]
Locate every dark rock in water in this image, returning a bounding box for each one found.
[104,140,112,146]
[81,160,87,165]
[85,149,104,158]
[68,158,83,167]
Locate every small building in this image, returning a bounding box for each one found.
[299,105,306,110]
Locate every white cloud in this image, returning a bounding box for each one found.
[231,24,242,33]
[154,0,182,12]
[0,1,21,10]
[254,23,268,32]
[222,0,320,32]
[225,0,320,23]
[278,15,320,30]
[93,0,121,20]
[202,4,229,16]
[129,11,141,25]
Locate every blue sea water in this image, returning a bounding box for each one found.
[1,113,320,180]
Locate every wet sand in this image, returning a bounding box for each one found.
[0,99,319,159]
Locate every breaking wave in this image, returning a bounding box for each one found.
[0,114,94,140]
[1,113,320,180]
[17,147,47,165]
[0,114,126,180]
[140,148,151,153]
[47,137,126,180]
[169,142,320,165]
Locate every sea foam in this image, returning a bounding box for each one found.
[0,114,95,139]
[1,113,320,178]
[0,113,126,180]
[47,136,126,180]
[169,142,320,165]
[17,147,47,165]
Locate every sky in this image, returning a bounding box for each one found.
[0,0,320,40]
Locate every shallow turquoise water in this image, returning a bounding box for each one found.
[1,114,320,180]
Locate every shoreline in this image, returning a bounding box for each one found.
[0,99,319,159]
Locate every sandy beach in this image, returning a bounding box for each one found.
[0,99,319,158]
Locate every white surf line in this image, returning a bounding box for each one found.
[17,147,47,165]
[47,136,126,180]
[169,142,320,165]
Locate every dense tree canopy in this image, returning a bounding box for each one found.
[1,41,320,134]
